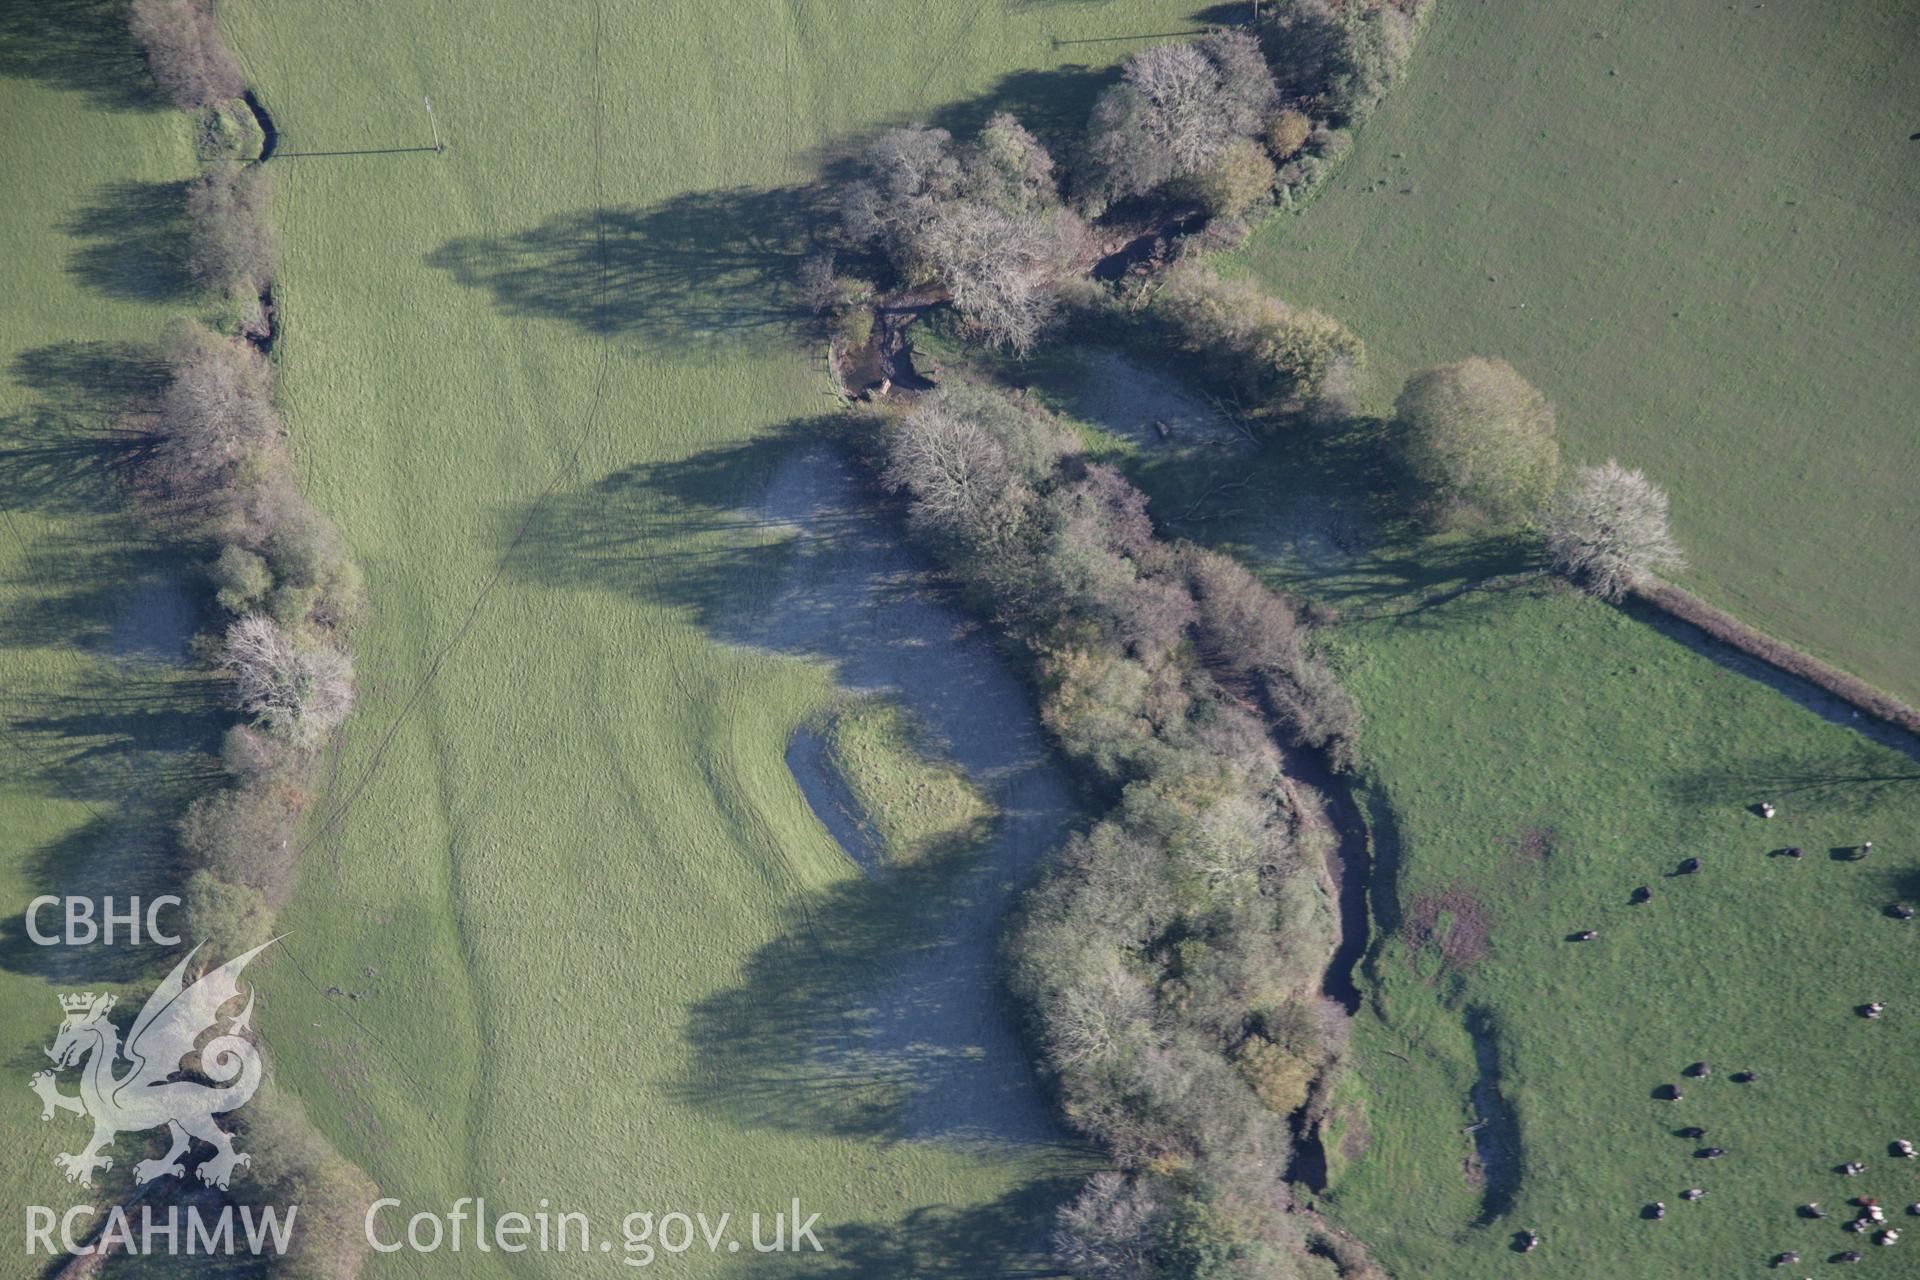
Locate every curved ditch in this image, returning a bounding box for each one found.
[783,722,885,877]
[1275,746,1373,1193]
[1284,745,1372,1014]
[234,94,281,352]
[740,442,1077,1147]
[1464,1007,1523,1223]
[241,90,279,162]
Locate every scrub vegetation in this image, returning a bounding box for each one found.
[861,382,1363,1275]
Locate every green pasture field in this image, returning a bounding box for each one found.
[1230,0,1920,704]
[0,0,220,1240]
[1328,582,1920,1280]
[78,1,1195,1277]
[12,2,1916,1278]
[1015,341,1920,1277]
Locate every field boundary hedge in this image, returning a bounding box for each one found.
[1636,580,1920,736]
[41,6,385,1279]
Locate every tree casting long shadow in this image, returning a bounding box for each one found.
[0,342,222,984]
[733,1174,1086,1280]
[0,0,162,111]
[61,179,195,305]
[425,186,834,352]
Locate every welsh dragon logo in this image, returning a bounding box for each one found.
[30,940,274,1189]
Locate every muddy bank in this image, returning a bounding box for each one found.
[736,442,1076,1146]
[1090,211,1205,283]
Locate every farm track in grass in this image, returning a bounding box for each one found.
[1228,0,1920,706]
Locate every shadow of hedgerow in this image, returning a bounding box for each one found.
[421,51,1145,353]
[0,0,163,112]
[731,1172,1086,1279]
[0,338,223,986]
[499,430,1081,1150]
[425,186,835,353]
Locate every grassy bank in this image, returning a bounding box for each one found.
[1330,584,1920,1278]
[819,697,993,868]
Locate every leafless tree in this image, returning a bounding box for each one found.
[1080,31,1278,208]
[1185,545,1304,672]
[1544,458,1685,601]
[882,402,1017,543]
[919,202,1074,353]
[839,125,962,255]
[187,164,279,295]
[796,251,838,314]
[1199,28,1280,136]
[1045,954,1154,1072]
[152,320,281,501]
[1130,43,1233,174]
[1054,1172,1164,1280]
[842,121,1074,351]
[177,784,298,899]
[881,385,1069,551]
[219,723,286,778]
[128,0,245,110]
[220,614,355,747]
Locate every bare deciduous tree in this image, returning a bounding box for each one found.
[187,164,279,295]
[153,319,281,500]
[1543,458,1685,601]
[882,403,1016,541]
[128,0,245,110]
[176,785,298,900]
[842,121,1075,351]
[920,202,1076,353]
[1080,30,1278,209]
[1199,28,1281,137]
[796,250,838,314]
[1185,545,1303,673]
[1054,1172,1164,1280]
[1121,42,1229,175]
[839,125,963,257]
[220,614,355,747]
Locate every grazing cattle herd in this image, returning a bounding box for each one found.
[1528,802,1914,1267]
